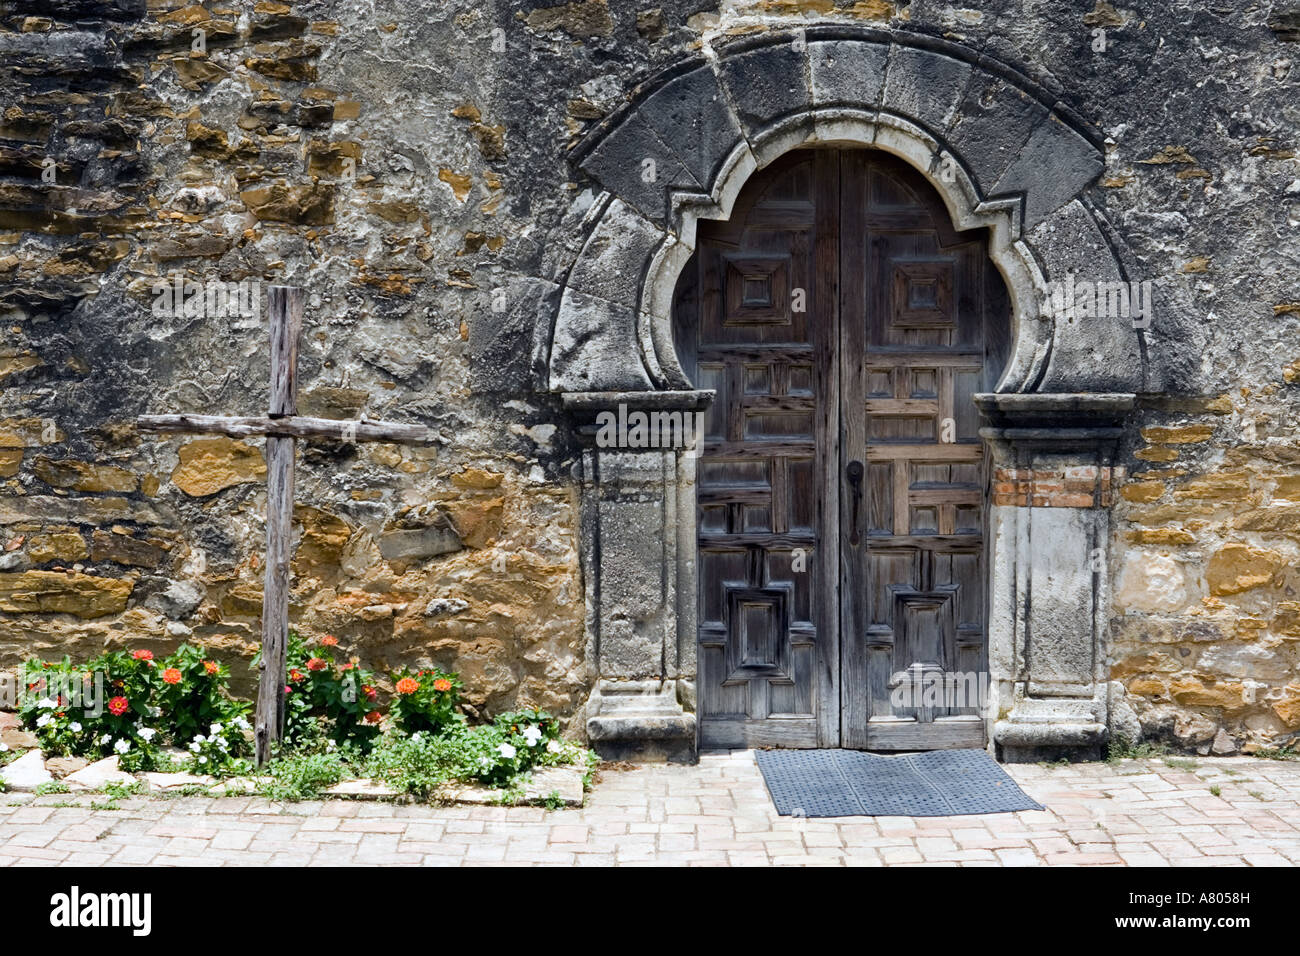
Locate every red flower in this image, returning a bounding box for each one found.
[203,660,219,675]
[320,635,339,647]
[108,696,129,716]
[289,669,305,683]
[363,685,376,700]
[433,678,452,693]
[306,658,328,672]
[285,685,293,694]
[395,677,419,695]
[132,649,153,661]
[341,663,355,671]
[365,710,383,724]
[162,668,182,685]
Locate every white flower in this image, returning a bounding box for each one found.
[478,756,493,767]
[36,714,52,728]
[192,734,206,744]
[114,739,130,754]
[209,723,223,736]
[36,697,56,710]
[198,756,208,764]
[0,742,9,752]
[99,734,112,746]
[233,717,250,731]
[523,725,543,747]
[498,743,517,759]
[138,728,156,742]
[546,738,562,754]
[69,722,82,733]
[189,741,202,753]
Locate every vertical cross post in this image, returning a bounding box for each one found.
[255,285,302,765]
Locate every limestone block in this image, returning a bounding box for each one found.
[64,755,135,790]
[1116,551,1187,613]
[808,38,888,109]
[171,437,266,497]
[0,749,52,790]
[716,40,812,139]
[880,46,972,138]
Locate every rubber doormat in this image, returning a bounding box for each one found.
[755,748,1044,817]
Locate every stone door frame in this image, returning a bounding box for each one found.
[541,27,1154,762]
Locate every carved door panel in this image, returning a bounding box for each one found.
[677,150,838,749]
[839,152,1009,750]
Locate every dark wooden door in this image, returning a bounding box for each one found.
[839,152,1009,749]
[675,149,1008,750]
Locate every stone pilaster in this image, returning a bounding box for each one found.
[976,393,1136,762]
[563,390,712,762]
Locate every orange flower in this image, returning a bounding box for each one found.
[306,658,328,672]
[320,635,339,647]
[289,669,305,683]
[433,678,452,693]
[162,668,182,685]
[365,710,383,724]
[203,660,219,675]
[108,696,129,716]
[132,649,153,661]
[395,677,419,695]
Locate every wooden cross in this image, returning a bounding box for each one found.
[138,286,435,764]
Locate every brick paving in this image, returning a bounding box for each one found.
[1,752,1298,866]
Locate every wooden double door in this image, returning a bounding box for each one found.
[674,149,1011,751]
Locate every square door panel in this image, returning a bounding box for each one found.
[891,259,955,328]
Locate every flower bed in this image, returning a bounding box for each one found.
[2,634,595,805]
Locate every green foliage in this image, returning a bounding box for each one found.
[259,748,353,802]
[19,645,250,773]
[388,667,463,736]
[365,708,586,797]
[273,632,384,752]
[34,780,70,795]
[1252,743,1299,761]
[154,643,249,747]
[17,643,593,806]
[1105,735,1169,763]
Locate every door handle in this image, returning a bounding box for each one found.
[846,459,864,547]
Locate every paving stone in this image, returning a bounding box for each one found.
[0,753,1297,867]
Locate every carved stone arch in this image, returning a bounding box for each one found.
[545,27,1155,399]
[555,29,1144,763]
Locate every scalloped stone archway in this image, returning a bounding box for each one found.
[548,28,1150,762]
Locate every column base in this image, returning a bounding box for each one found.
[994,688,1106,763]
[585,680,697,764]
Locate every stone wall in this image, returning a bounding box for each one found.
[1,0,1298,750]
[1112,397,1300,754]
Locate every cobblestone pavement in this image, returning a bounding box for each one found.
[1,752,1298,866]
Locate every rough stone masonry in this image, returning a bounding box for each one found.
[0,0,1298,756]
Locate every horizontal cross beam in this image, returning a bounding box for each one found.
[137,413,435,444]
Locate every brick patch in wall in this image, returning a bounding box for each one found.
[993,466,1121,508]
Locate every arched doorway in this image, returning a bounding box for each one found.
[673,148,1011,750]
